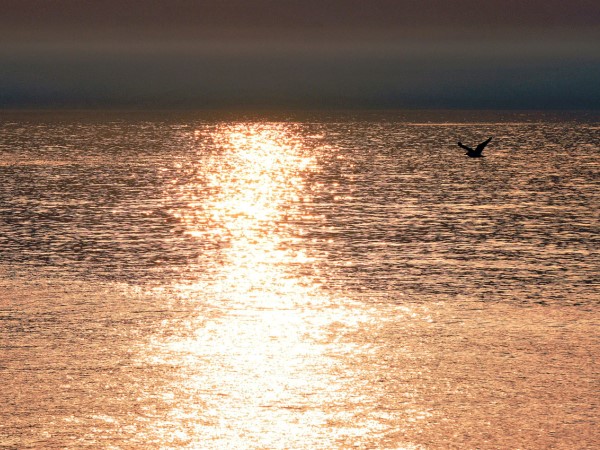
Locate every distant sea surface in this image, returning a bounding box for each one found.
[1,110,598,449]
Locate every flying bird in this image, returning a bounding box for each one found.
[457,137,493,157]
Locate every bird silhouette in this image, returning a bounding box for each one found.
[457,137,493,157]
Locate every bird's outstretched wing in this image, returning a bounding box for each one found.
[457,142,473,152]
[474,137,493,155]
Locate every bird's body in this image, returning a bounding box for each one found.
[458,137,493,157]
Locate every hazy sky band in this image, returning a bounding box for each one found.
[2,0,599,39]
[1,0,599,109]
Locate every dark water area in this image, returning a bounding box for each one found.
[0,110,598,448]
[1,110,598,304]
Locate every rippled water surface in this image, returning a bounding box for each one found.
[1,111,598,448]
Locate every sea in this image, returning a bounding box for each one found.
[0,110,598,449]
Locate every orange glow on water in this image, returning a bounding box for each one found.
[2,116,597,449]
[152,123,393,447]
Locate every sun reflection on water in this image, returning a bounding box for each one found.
[172,124,319,304]
[142,123,390,448]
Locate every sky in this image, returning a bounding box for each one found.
[1,0,599,109]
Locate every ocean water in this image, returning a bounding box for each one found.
[0,110,598,449]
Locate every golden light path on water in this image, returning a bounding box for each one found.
[140,123,422,448]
